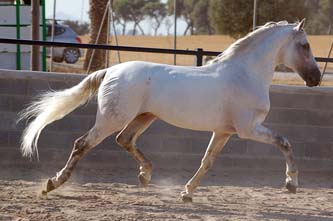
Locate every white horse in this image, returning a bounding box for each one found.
[19,19,321,202]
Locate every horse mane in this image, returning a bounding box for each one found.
[208,21,291,64]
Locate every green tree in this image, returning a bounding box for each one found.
[209,0,253,38]
[209,0,309,38]
[325,0,333,34]
[143,0,167,36]
[192,0,212,34]
[167,0,186,18]
[113,0,147,35]
[257,1,309,26]
[306,0,333,34]
[62,20,90,35]
[301,0,325,35]
[127,0,147,35]
[167,0,213,35]
[167,0,195,35]
[113,0,131,35]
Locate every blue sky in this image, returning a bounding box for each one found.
[45,0,89,22]
[45,0,186,35]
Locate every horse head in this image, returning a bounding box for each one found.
[279,19,321,87]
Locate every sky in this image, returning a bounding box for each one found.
[45,0,89,23]
[45,0,186,35]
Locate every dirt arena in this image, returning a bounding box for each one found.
[1,168,332,221]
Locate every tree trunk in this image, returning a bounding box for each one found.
[132,23,137,35]
[183,24,190,35]
[121,23,126,35]
[84,0,109,72]
[153,18,160,36]
[137,23,145,35]
[328,22,332,35]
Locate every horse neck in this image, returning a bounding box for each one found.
[232,27,292,86]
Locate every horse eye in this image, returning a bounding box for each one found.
[301,43,309,50]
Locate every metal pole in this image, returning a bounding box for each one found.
[196,48,203,66]
[50,0,56,72]
[110,4,121,63]
[41,0,47,71]
[253,0,258,30]
[173,0,177,65]
[320,40,333,84]
[15,0,21,70]
[105,0,111,68]
[31,0,40,71]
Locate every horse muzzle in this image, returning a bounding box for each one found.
[305,69,321,87]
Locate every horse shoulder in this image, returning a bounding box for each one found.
[225,67,270,109]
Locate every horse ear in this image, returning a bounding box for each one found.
[295,18,306,31]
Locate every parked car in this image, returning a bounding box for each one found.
[46,23,84,64]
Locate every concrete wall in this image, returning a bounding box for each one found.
[1,69,332,175]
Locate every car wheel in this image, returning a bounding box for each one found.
[64,48,80,64]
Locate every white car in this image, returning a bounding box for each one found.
[46,23,84,64]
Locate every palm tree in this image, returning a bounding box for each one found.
[84,0,109,72]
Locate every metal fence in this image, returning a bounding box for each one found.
[0,38,333,67]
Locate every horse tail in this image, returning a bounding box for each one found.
[18,69,108,159]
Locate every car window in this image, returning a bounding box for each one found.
[55,27,66,36]
[46,25,66,37]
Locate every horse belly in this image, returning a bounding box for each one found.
[146,90,225,131]
[157,109,221,131]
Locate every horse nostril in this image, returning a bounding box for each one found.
[314,69,322,81]
[306,74,320,87]
[309,74,319,82]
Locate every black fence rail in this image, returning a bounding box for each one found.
[0,38,333,67]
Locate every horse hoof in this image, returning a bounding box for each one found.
[181,192,193,203]
[138,174,149,188]
[181,195,193,203]
[285,182,297,194]
[45,179,55,193]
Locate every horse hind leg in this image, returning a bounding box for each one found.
[42,124,119,195]
[116,112,156,187]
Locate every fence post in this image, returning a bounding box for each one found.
[196,48,203,66]
[31,0,40,71]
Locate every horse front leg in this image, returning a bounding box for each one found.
[240,123,298,193]
[181,132,231,202]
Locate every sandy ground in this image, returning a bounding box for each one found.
[0,169,332,221]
